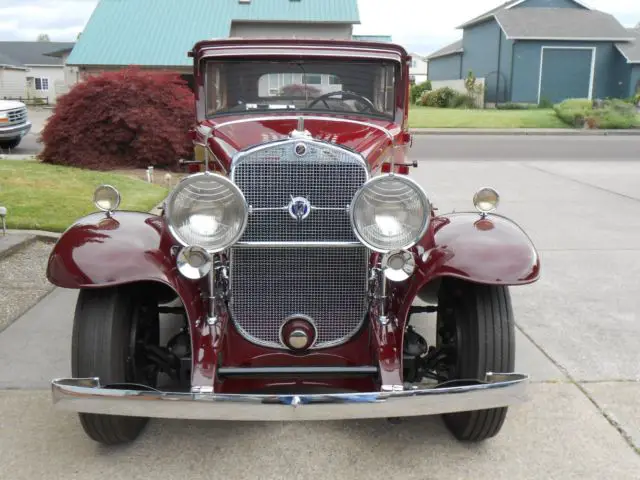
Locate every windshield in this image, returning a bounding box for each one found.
[204,59,397,120]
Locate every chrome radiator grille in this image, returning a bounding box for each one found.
[229,246,369,348]
[229,139,370,349]
[233,141,368,243]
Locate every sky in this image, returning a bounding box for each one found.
[0,0,639,56]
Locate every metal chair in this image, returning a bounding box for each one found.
[0,206,6,235]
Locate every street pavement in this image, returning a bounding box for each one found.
[1,138,640,478]
[0,107,50,157]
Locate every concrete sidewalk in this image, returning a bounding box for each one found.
[409,128,640,135]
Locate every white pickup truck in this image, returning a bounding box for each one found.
[0,99,32,150]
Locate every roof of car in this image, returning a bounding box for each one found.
[192,38,409,61]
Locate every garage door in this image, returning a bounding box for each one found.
[539,48,593,104]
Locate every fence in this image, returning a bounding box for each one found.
[2,96,49,106]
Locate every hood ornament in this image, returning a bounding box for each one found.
[289,116,311,139]
[288,196,311,222]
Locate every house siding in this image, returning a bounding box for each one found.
[512,0,587,9]
[0,68,26,99]
[25,65,66,104]
[230,22,352,39]
[630,65,640,97]
[511,41,623,103]
[410,56,429,84]
[427,54,462,81]
[461,19,513,103]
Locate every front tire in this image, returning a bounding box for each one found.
[437,278,515,442]
[0,138,21,150]
[71,287,160,445]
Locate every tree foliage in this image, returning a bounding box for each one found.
[39,67,195,170]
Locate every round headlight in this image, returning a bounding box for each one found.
[93,185,120,212]
[165,173,248,253]
[350,175,431,252]
[473,187,500,213]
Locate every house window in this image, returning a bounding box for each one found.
[302,74,322,85]
[411,60,416,68]
[34,78,49,91]
[329,75,341,85]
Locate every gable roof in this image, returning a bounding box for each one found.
[67,0,360,67]
[457,0,588,29]
[0,52,27,70]
[0,42,75,66]
[494,8,635,41]
[426,39,463,60]
[616,28,640,64]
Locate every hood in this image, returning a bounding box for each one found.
[201,114,401,171]
[0,100,26,111]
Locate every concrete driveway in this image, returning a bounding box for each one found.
[0,141,639,478]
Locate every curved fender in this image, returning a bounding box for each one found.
[46,211,215,387]
[47,211,182,289]
[420,212,541,286]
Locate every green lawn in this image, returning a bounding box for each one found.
[0,160,169,232]
[409,106,569,129]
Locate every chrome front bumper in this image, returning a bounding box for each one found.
[51,373,529,421]
[0,121,32,139]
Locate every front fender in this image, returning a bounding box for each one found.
[47,211,180,289]
[423,212,541,286]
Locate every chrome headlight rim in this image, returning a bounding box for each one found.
[164,172,249,254]
[93,184,121,213]
[349,173,432,253]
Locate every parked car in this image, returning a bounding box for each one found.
[46,38,541,446]
[0,99,31,150]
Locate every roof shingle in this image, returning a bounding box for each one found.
[0,52,24,68]
[495,8,635,41]
[0,42,75,66]
[457,0,520,29]
[426,39,463,60]
[616,29,640,64]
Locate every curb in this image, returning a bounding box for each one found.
[0,235,37,261]
[0,231,59,261]
[409,128,640,136]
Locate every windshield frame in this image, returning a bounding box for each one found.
[201,55,401,123]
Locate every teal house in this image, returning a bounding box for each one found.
[66,0,362,82]
[426,0,640,104]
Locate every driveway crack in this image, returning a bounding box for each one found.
[516,323,640,455]
[520,163,640,204]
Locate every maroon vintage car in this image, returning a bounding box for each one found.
[47,38,540,445]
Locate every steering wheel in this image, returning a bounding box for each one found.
[307,90,379,113]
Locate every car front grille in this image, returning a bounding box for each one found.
[229,246,369,348]
[6,108,27,126]
[229,139,370,349]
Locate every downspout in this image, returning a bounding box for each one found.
[509,41,516,103]
[496,27,503,105]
